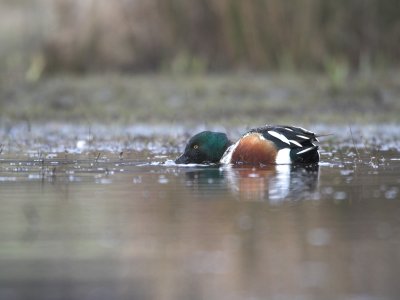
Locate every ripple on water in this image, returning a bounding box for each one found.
[340,169,353,176]
[0,176,17,182]
[95,177,113,184]
[0,122,400,300]
[333,191,347,200]
[307,228,331,246]
[384,187,399,200]
[158,175,169,184]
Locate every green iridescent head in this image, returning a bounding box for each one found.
[175,131,232,164]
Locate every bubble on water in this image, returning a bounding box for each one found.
[340,169,353,176]
[347,152,358,158]
[76,140,87,149]
[96,178,112,184]
[368,158,379,169]
[307,228,331,246]
[28,174,41,180]
[158,175,169,184]
[318,162,333,167]
[46,153,58,159]
[333,191,347,200]
[322,187,334,195]
[132,176,142,184]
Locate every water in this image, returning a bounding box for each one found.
[1,123,400,300]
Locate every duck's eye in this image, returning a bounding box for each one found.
[193,144,199,150]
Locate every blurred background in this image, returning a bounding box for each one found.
[1,0,400,124]
[3,0,400,75]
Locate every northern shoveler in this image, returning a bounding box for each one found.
[175,125,320,165]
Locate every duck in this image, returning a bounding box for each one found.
[175,125,320,165]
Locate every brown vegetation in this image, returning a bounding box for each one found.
[1,0,400,74]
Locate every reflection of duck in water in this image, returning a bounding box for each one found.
[222,165,276,201]
[175,125,320,165]
[184,168,228,196]
[223,164,319,202]
[183,164,319,202]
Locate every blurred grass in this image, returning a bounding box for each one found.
[0,0,400,75]
[1,72,399,126]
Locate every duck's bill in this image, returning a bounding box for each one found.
[175,154,190,164]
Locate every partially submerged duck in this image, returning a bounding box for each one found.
[175,125,320,165]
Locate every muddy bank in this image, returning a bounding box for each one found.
[1,72,399,126]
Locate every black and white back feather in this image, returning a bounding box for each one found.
[249,125,320,163]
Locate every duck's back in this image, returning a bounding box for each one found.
[221,125,320,165]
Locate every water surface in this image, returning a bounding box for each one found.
[1,123,400,300]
